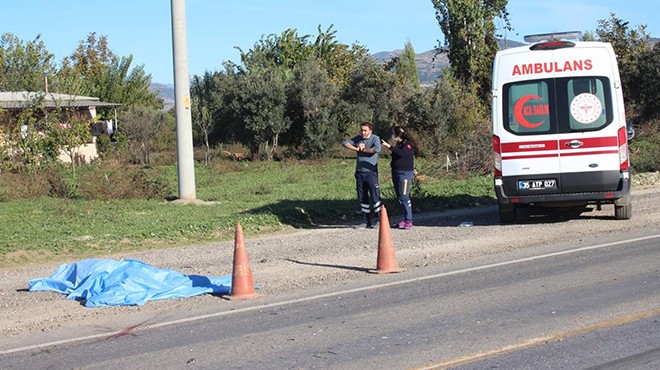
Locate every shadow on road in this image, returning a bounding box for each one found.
[284,258,371,273]
[244,196,619,230]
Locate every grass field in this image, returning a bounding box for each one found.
[0,158,495,267]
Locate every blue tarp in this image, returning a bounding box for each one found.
[28,258,232,308]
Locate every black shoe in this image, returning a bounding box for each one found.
[365,223,375,229]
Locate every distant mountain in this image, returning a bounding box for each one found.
[373,49,448,87]
[373,38,526,86]
[497,38,526,49]
[150,83,174,111]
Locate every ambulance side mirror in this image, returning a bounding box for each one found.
[626,120,635,142]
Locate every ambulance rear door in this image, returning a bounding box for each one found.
[496,49,562,197]
[553,44,623,193]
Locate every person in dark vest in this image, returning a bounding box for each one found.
[341,122,382,228]
[381,126,416,229]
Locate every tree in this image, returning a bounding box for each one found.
[120,106,168,165]
[103,56,161,110]
[4,102,52,169]
[290,58,338,158]
[236,25,369,89]
[237,28,313,72]
[210,65,246,145]
[44,114,92,178]
[399,91,431,156]
[395,40,421,91]
[191,72,217,164]
[0,33,56,91]
[634,44,660,119]
[311,25,370,89]
[596,13,651,116]
[627,43,660,173]
[342,57,402,134]
[189,25,373,160]
[596,13,651,73]
[428,70,491,172]
[56,32,161,110]
[231,66,292,160]
[431,0,510,102]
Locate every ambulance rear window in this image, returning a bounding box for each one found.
[503,76,613,136]
[565,77,610,130]
[504,80,552,135]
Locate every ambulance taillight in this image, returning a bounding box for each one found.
[493,135,502,176]
[529,40,576,51]
[524,31,580,51]
[618,126,629,171]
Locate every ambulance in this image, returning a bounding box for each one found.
[491,31,632,223]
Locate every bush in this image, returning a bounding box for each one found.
[0,163,173,201]
[630,138,660,172]
[76,164,173,200]
[46,170,79,199]
[630,118,660,172]
[423,72,492,174]
[0,170,50,200]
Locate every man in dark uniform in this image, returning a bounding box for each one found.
[341,122,382,228]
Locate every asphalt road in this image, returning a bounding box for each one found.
[2,229,659,369]
[457,313,660,370]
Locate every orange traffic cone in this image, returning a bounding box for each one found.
[222,222,262,301]
[369,205,405,274]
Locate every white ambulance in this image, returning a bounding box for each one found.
[492,31,632,223]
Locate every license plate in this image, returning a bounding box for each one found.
[518,179,557,190]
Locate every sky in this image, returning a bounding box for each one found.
[1,1,658,85]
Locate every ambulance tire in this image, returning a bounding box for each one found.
[498,204,516,224]
[614,204,632,220]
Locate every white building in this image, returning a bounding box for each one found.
[0,91,120,163]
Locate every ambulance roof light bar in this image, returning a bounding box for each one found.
[524,31,582,43]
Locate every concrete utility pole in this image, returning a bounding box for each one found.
[171,0,197,200]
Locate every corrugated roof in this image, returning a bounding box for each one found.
[0,91,120,109]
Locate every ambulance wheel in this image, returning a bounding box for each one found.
[498,204,516,224]
[614,204,632,220]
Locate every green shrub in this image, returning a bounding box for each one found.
[0,170,50,200]
[630,120,660,172]
[46,170,79,199]
[76,164,173,200]
[630,139,660,172]
[95,133,113,160]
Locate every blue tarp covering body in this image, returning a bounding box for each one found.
[28,259,232,307]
